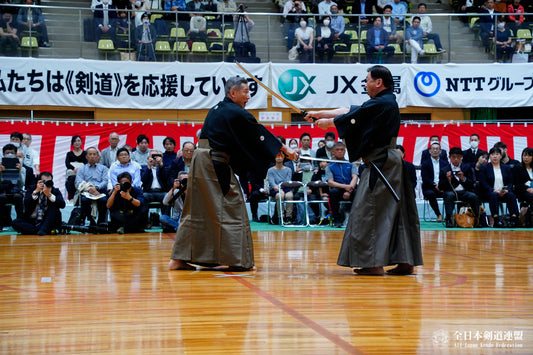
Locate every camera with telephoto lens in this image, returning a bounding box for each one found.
[238,3,247,12]
[61,223,109,234]
[120,181,131,192]
[179,178,187,189]
[44,180,54,188]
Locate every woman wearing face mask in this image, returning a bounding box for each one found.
[315,16,336,63]
[494,19,513,63]
[286,138,300,174]
[135,12,157,61]
[131,0,151,27]
[295,16,314,63]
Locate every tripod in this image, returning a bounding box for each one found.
[234,13,255,59]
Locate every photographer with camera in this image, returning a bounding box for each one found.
[0,143,26,229]
[107,172,146,234]
[233,5,257,61]
[440,147,480,228]
[12,172,65,235]
[160,171,188,233]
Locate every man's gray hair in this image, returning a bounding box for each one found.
[86,146,101,156]
[225,76,248,96]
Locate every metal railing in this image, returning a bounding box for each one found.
[1,3,532,63]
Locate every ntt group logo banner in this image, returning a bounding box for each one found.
[277,69,316,101]
[413,71,440,97]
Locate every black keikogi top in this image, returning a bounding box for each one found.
[200,96,282,177]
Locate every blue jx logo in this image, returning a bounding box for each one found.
[414,71,440,97]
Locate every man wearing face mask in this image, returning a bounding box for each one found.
[12,172,65,236]
[462,134,487,165]
[329,4,350,45]
[0,143,26,229]
[316,131,337,160]
[135,12,156,61]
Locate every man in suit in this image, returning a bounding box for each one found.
[351,0,378,28]
[440,147,480,228]
[479,0,499,52]
[141,149,170,217]
[94,0,117,44]
[462,133,487,165]
[366,17,395,63]
[421,135,448,165]
[12,172,65,235]
[421,142,448,222]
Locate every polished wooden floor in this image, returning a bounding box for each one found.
[0,228,532,354]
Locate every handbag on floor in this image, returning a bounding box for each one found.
[455,206,475,228]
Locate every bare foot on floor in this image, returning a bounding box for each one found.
[386,263,415,275]
[353,267,385,276]
[168,259,196,270]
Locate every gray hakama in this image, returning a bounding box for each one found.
[170,97,281,269]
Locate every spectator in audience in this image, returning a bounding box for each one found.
[132,0,151,28]
[8,132,33,188]
[131,134,150,167]
[284,138,300,174]
[479,146,519,227]
[162,0,187,26]
[135,12,156,61]
[457,0,483,24]
[396,144,417,192]
[76,147,109,226]
[405,16,425,64]
[462,133,487,165]
[494,18,513,62]
[109,147,142,188]
[381,5,403,48]
[162,136,177,167]
[217,0,236,26]
[318,0,337,17]
[421,142,447,222]
[22,133,39,176]
[187,12,207,42]
[246,171,269,223]
[316,131,336,159]
[160,171,188,232]
[299,133,316,159]
[234,11,256,59]
[329,4,350,45]
[417,3,446,53]
[387,0,408,26]
[440,147,480,228]
[0,12,19,55]
[0,0,19,18]
[479,0,499,53]
[494,141,521,168]
[12,171,65,235]
[283,0,306,49]
[107,171,146,233]
[141,149,169,212]
[0,143,25,229]
[186,0,205,14]
[366,16,395,63]
[421,135,448,164]
[317,139,326,150]
[17,0,49,47]
[515,147,533,227]
[267,151,295,224]
[326,142,358,228]
[282,0,306,17]
[507,0,526,36]
[295,16,314,63]
[315,16,336,63]
[351,0,377,28]
[91,0,113,11]
[292,154,320,223]
[100,132,121,168]
[94,0,117,44]
[168,141,194,185]
[473,150,489,195]
[65,135,87,202]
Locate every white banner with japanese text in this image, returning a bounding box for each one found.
[0,58,269,110]
[270,63,533,109]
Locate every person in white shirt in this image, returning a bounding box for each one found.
[417,3,446,53]
[22,133,40,175]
